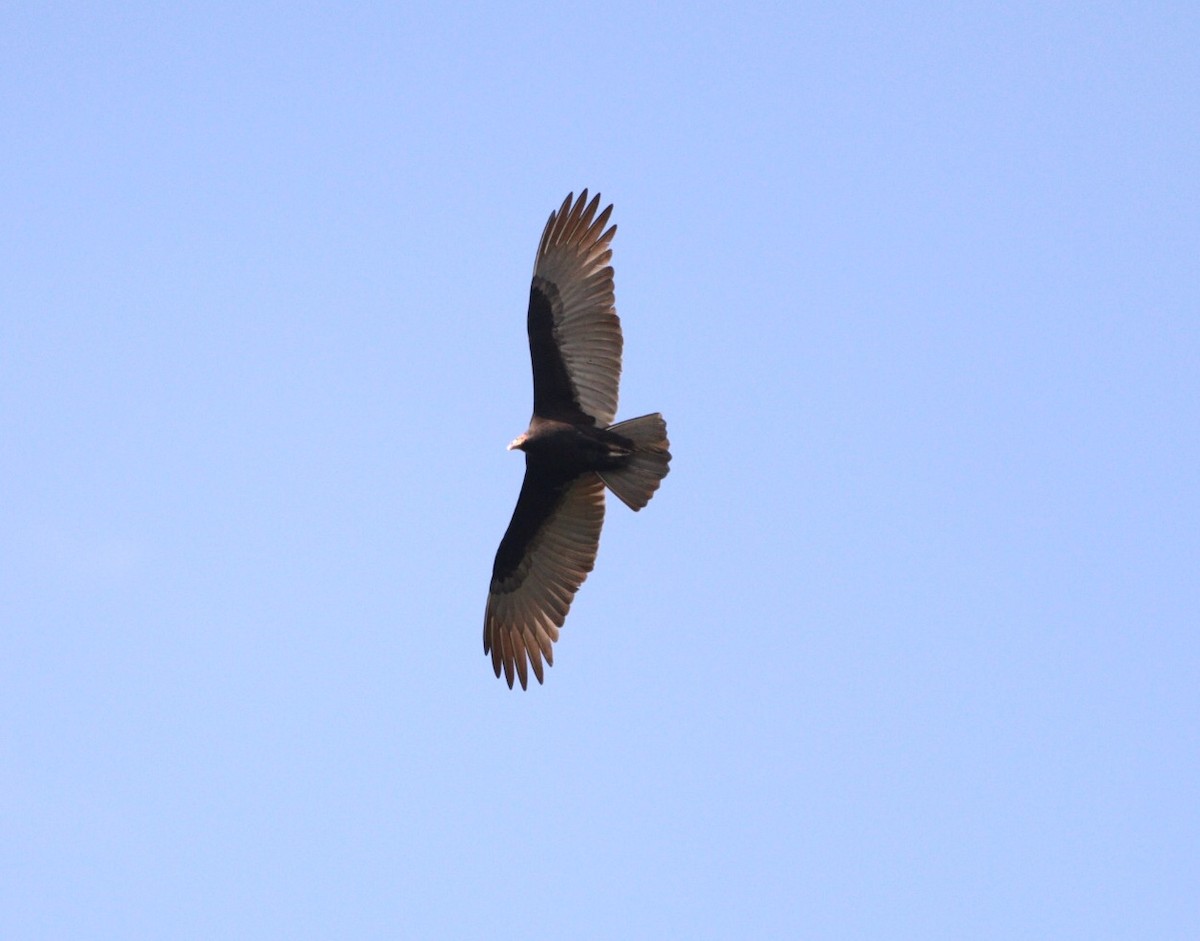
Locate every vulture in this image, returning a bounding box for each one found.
[484,191,671,689]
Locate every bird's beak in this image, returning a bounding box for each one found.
[507,434,527,451]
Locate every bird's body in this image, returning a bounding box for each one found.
[484,191,670,689]
[513,418,633,471]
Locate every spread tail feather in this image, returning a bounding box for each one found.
[600,413,671,511]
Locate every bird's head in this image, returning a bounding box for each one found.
[507,433,529,452]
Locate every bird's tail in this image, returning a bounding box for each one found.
[600,413,671,511]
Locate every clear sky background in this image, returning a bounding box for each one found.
[2,3,1197,938]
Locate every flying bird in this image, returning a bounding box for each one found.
[484,191,671,689]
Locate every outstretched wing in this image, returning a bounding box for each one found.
[485,465,606,689]
[527,190,623,426]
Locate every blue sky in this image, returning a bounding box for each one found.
[2,2,1197,937]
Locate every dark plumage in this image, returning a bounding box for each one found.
[484,191,671,689]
